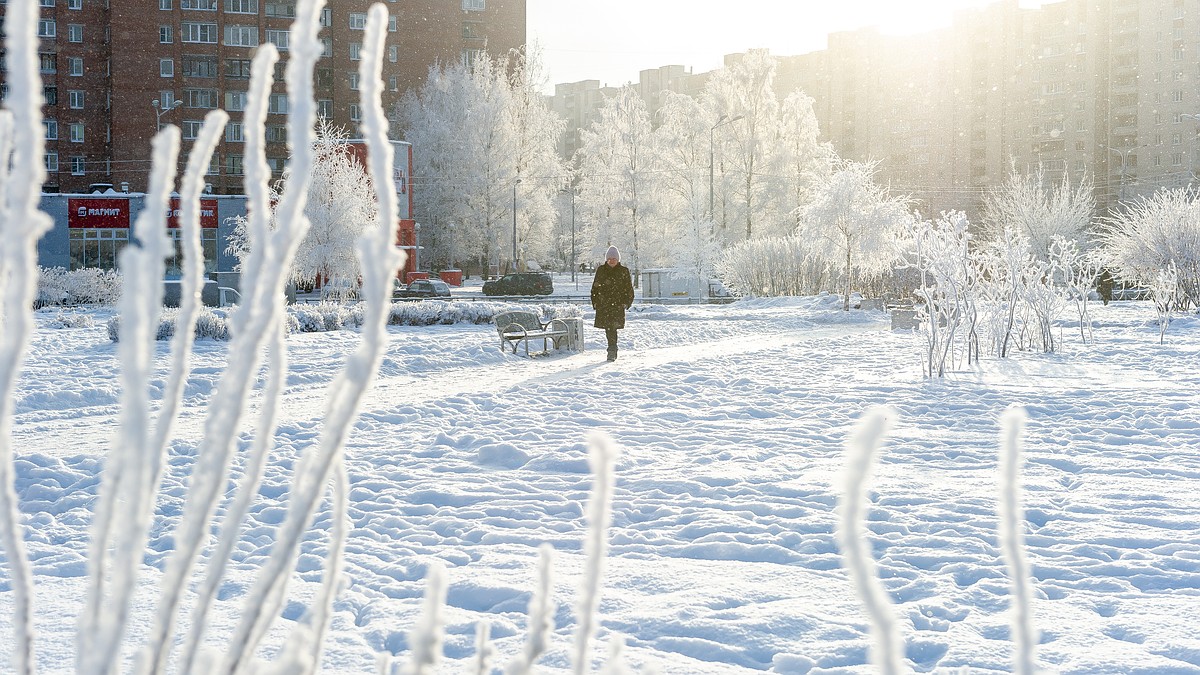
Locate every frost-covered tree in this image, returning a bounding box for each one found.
[778,91,833,233]
[703,49,782,241]
[576,86,657,277]
[227,120,377,290]
[907,211,979,376]
[1100,186,1200,311]
[652,92,717,279]
[982,167,1095,261]
[798,161,912,310]
[715,235,826,297]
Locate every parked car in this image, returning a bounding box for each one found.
[482,272,554,296]
[393,278,452,299]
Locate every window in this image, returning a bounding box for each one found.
[265,124,287,143]
[160,58,175,77]
[321,38,332,57]
[181,0,217,9]
[68,0,82,7]
[44,119,58,140]
[349,103,361,122]
[388,45,398,63]
[224,0,257,12]
[68,57,84,76]
[462,21,483,39]
[1173,133,1183,145]
[159,91,177,109]
[182,22,218,43]
[268,93,288,114]
[388,15,396,31]
[224,25,258,47]
[44,86,58,105]
[69,229,130,271]
[462,0,484,10]
[266,29,288,51]
[224,90,247,111]
[349,72,360,90]
[349,42,362,61]
[317,99,333,118]
[224,58,252,79]
[349,12,366,29]
[160,25,173,43]
[265,0,295,17]
[225,122,243,142]
[226,154,244,175]
[40,0,56,6]
[319,7,331,26]
[182,120,203,140]
[183,54,218,78]
[316,67,333,87]
[207,155,219,176]
[45,152,59,172]
[70,123,84,143]
[37,19,56,38]
[68,24,83,42]
[462,48,484,67]
[1173,90,1186,103]
[183,88,217,108]
[388,76,398,92]
[273,61,286,82]
[267,157,285,173]
[69,90,84,108]
[1173,152,1184,166]
[159,0,171,8]
[39,53,56,73]
[70,156,86,175]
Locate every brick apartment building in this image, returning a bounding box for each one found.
[1,0,525,195]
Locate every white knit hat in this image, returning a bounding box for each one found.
[606,245,620,262]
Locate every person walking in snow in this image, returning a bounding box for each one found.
[591,245,634,361]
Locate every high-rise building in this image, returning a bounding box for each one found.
[2,0,526,195]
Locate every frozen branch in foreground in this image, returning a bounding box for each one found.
[836,406,903,675]
[573,432,621,675]
[0,2,53,672]
[999,407,1038,675]
[506,544,556,675]
[405,561,448,675]
[471,622,495,675]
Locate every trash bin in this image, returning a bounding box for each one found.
[439,269,463,287]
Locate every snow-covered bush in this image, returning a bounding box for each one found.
[1100,186,1200,312]
[1050,238,1102,344]
[1150,263,1179,344]
[715,235,826,297]
[37,266,123,306]
[906,211,978,376]
[47,310,96,329]
[106,307,231,342]
[982,166,1094,262]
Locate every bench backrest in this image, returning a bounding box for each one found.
[494,310,543,334]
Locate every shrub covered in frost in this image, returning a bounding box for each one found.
[37,266,123,306]
[47,310,96,329]
[108,308,230,342]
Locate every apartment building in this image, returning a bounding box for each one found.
[787,0,1200,217]
[2,0,525,195]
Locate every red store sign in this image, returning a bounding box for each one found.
[166,198,219,229]
[68,198,130,229]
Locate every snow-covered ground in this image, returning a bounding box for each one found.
[3,297,1200,673]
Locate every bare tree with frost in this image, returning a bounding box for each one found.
[982,166,1095,262]
[907,211,979,376]
[1100,186,1200,311]
[798,161,912,311]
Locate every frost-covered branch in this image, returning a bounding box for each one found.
[573,432,620,675]
[836,406,903,674]
[0,2,53,671]
[80,126,180,675]
[405,561,448,675]
[506,544,556,675]
[998,407,1038,675]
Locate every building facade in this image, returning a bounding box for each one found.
[2,0,524,195]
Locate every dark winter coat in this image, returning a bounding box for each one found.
[591,261,634,329]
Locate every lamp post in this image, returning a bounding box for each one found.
[414,222,421,273]
[709,114,744,221]
[511,177,521,272]
[152,99,182,131]
[560,186,576,286]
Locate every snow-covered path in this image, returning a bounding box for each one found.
[4,299,1200,673]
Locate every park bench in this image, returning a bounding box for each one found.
[494,309,573,356]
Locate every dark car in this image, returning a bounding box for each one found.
[482,272,553,296]
[393,278,452,299]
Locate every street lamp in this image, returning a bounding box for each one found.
[709,114,745,222]
[560,186,577,287]
[151,99,182,131]
[511,177,521,272]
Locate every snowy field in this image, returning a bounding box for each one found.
[3,297,1200,673]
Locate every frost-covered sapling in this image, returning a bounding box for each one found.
[1100,186,1200,312]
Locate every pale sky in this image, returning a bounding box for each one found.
[527,0,1043,93]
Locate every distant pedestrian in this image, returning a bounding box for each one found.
[591,245,634,361]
